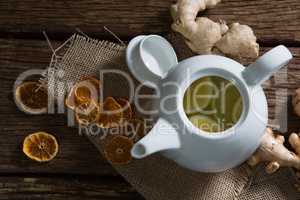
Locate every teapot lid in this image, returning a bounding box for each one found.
[126,35,178,88]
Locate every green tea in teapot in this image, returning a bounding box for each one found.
[183,76,243,133]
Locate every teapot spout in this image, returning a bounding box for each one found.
[131,118,181,159]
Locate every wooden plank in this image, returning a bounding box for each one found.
[207,0,300,44]
[258,47,300,134]
[0,38,116,176]
[0,37,299,175]
[0,176,143,200]
[1,0,300,42]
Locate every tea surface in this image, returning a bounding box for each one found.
[183,76,243,133]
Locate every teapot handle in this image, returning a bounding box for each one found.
[242,45,292,86]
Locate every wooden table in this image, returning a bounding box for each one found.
[0,0,300,199]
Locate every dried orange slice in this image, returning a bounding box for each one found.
[75,77,100,103]
[97,97,123,128]
[65,77,100,110]
[14,81,48,114]
[116,98,132,123]
[23,132,59,162]
[75,86,91,103]
[104,135,133,165]
[75,101,100,126]
[65,86,80,110]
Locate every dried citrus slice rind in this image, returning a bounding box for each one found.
[97,97,123,128]
[75,85,91,102]
[65,86,80,110]
[23,132,59,162]
[14,81,48,114]
[75,77,100,103]
[65,77,100,110]
[104,135,133,165]
[116,98,132,123]
[75,101,100,126]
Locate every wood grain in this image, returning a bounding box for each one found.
[0,38,300,174]
[1,0,300,42]
[0,176,143,200]
[0,38,299,199]
[0,38,116,176]
[1,0,300,198]
[0,38,144,198]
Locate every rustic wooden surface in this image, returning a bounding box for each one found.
[0,0,299,199]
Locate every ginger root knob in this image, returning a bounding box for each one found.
[170,0,259,59]
[292,88,300,117]
[247,128,300,174]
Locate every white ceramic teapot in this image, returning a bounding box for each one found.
[126,35,292,172]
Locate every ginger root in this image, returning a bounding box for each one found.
[292,88,300,117]
[215,23,259,58]
[247,128,300,174]
[171,0,259,58]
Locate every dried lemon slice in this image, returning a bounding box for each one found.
[97,97,123,128]
[23,132,59,162]
[104,135,133,165]
[116,98,132,123]
[14,81,48,114]
[66,77,100,110]
[75,101,100,126]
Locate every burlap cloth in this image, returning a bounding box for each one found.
[46,33,300,200]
